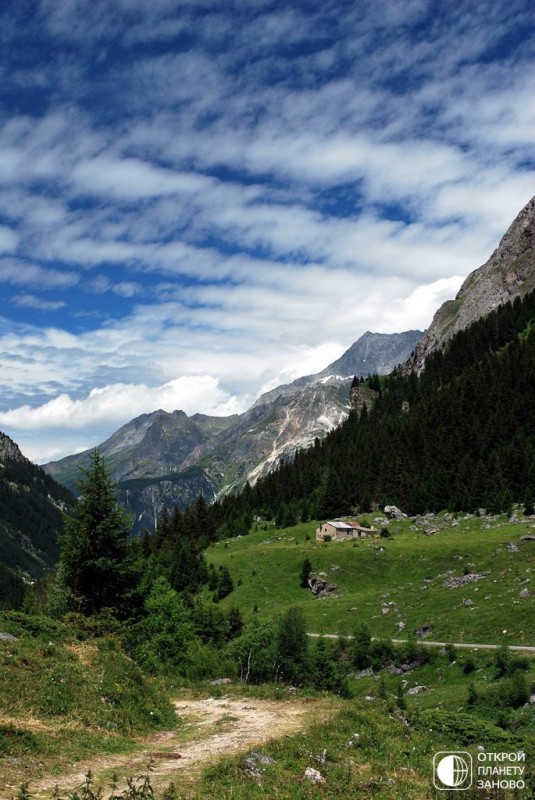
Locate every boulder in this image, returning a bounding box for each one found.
[0,632,17,642]
[384,505,407,520]
[414,626,433,638]
[243,752,276,778]
[304,767,325,785]
[308,577,337,598]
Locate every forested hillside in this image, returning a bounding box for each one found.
[208,288,535,528]
[0,436,74,609]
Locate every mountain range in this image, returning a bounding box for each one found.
[43,331,421,533]
[3,191,534,553]
[43,192,535,533]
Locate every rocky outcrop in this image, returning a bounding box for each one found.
[0,432,27,464]
[404,194,535,374]
[308,577,338,597]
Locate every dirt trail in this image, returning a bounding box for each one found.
[26,695,326,798]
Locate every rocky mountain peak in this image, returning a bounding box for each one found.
[0,432,28,464]
[405,194,535,374]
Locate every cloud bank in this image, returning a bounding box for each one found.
[0,0,533,462]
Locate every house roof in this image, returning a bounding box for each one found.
[326,521,357,529]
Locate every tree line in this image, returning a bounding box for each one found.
[206,288,535,526]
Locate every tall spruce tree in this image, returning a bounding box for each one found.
[52,450,135,617]
[276,606,310,685]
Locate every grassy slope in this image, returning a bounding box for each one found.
[197,516,535,798]
[2,514,535,798]
[0,613,177,791]
[205,513,535,645]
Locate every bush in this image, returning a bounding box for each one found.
[225,618,277,683]
[185,640,236,682]
[369,639,395,671]
[126,577,194,676]
[462,655,477,674]
[494,644,530,677]
[496,672,530,709]
[351,624,372,670]
[416,709,515,746]
[444,643,457,662]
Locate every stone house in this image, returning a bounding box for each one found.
[315,520,375,542]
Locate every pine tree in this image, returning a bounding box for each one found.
[52,450,135,617]
[276,607,310,685]
[216,565,234,600]
[300,557,312,588]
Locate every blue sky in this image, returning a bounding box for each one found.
[0,0,534,463]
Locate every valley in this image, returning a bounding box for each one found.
[2,196,535,799]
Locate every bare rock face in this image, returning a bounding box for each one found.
[405,194,535,374]
[0,432,27,464]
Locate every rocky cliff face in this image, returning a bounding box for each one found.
[405,194,535,374]
[44,330,417,533]
[0,432,27,464]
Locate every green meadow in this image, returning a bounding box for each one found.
[205,512,535,646]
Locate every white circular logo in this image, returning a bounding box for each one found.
[436,754,470,787]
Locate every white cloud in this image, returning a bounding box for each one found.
[12,294,67,311]
[1,0,534,466]
[0,226,18,252]
[72,155,215,201]
[0,259,78,289]
[0,376,249,433]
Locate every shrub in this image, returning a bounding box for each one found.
[416,709,515,746]
[462,655,477,674]
[351,624,372,670]
[126,577,194,675]
[225,618,276,683]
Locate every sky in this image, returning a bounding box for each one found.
[0,0,534,464]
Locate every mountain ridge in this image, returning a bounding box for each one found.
[404,193,535,374]
[44,329,420,532]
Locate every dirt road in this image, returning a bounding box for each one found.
[26,695,326,798]
[307,632,535,652]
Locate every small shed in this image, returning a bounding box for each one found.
[315,520,375,542]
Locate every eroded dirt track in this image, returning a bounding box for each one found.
[26,695,325,798]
